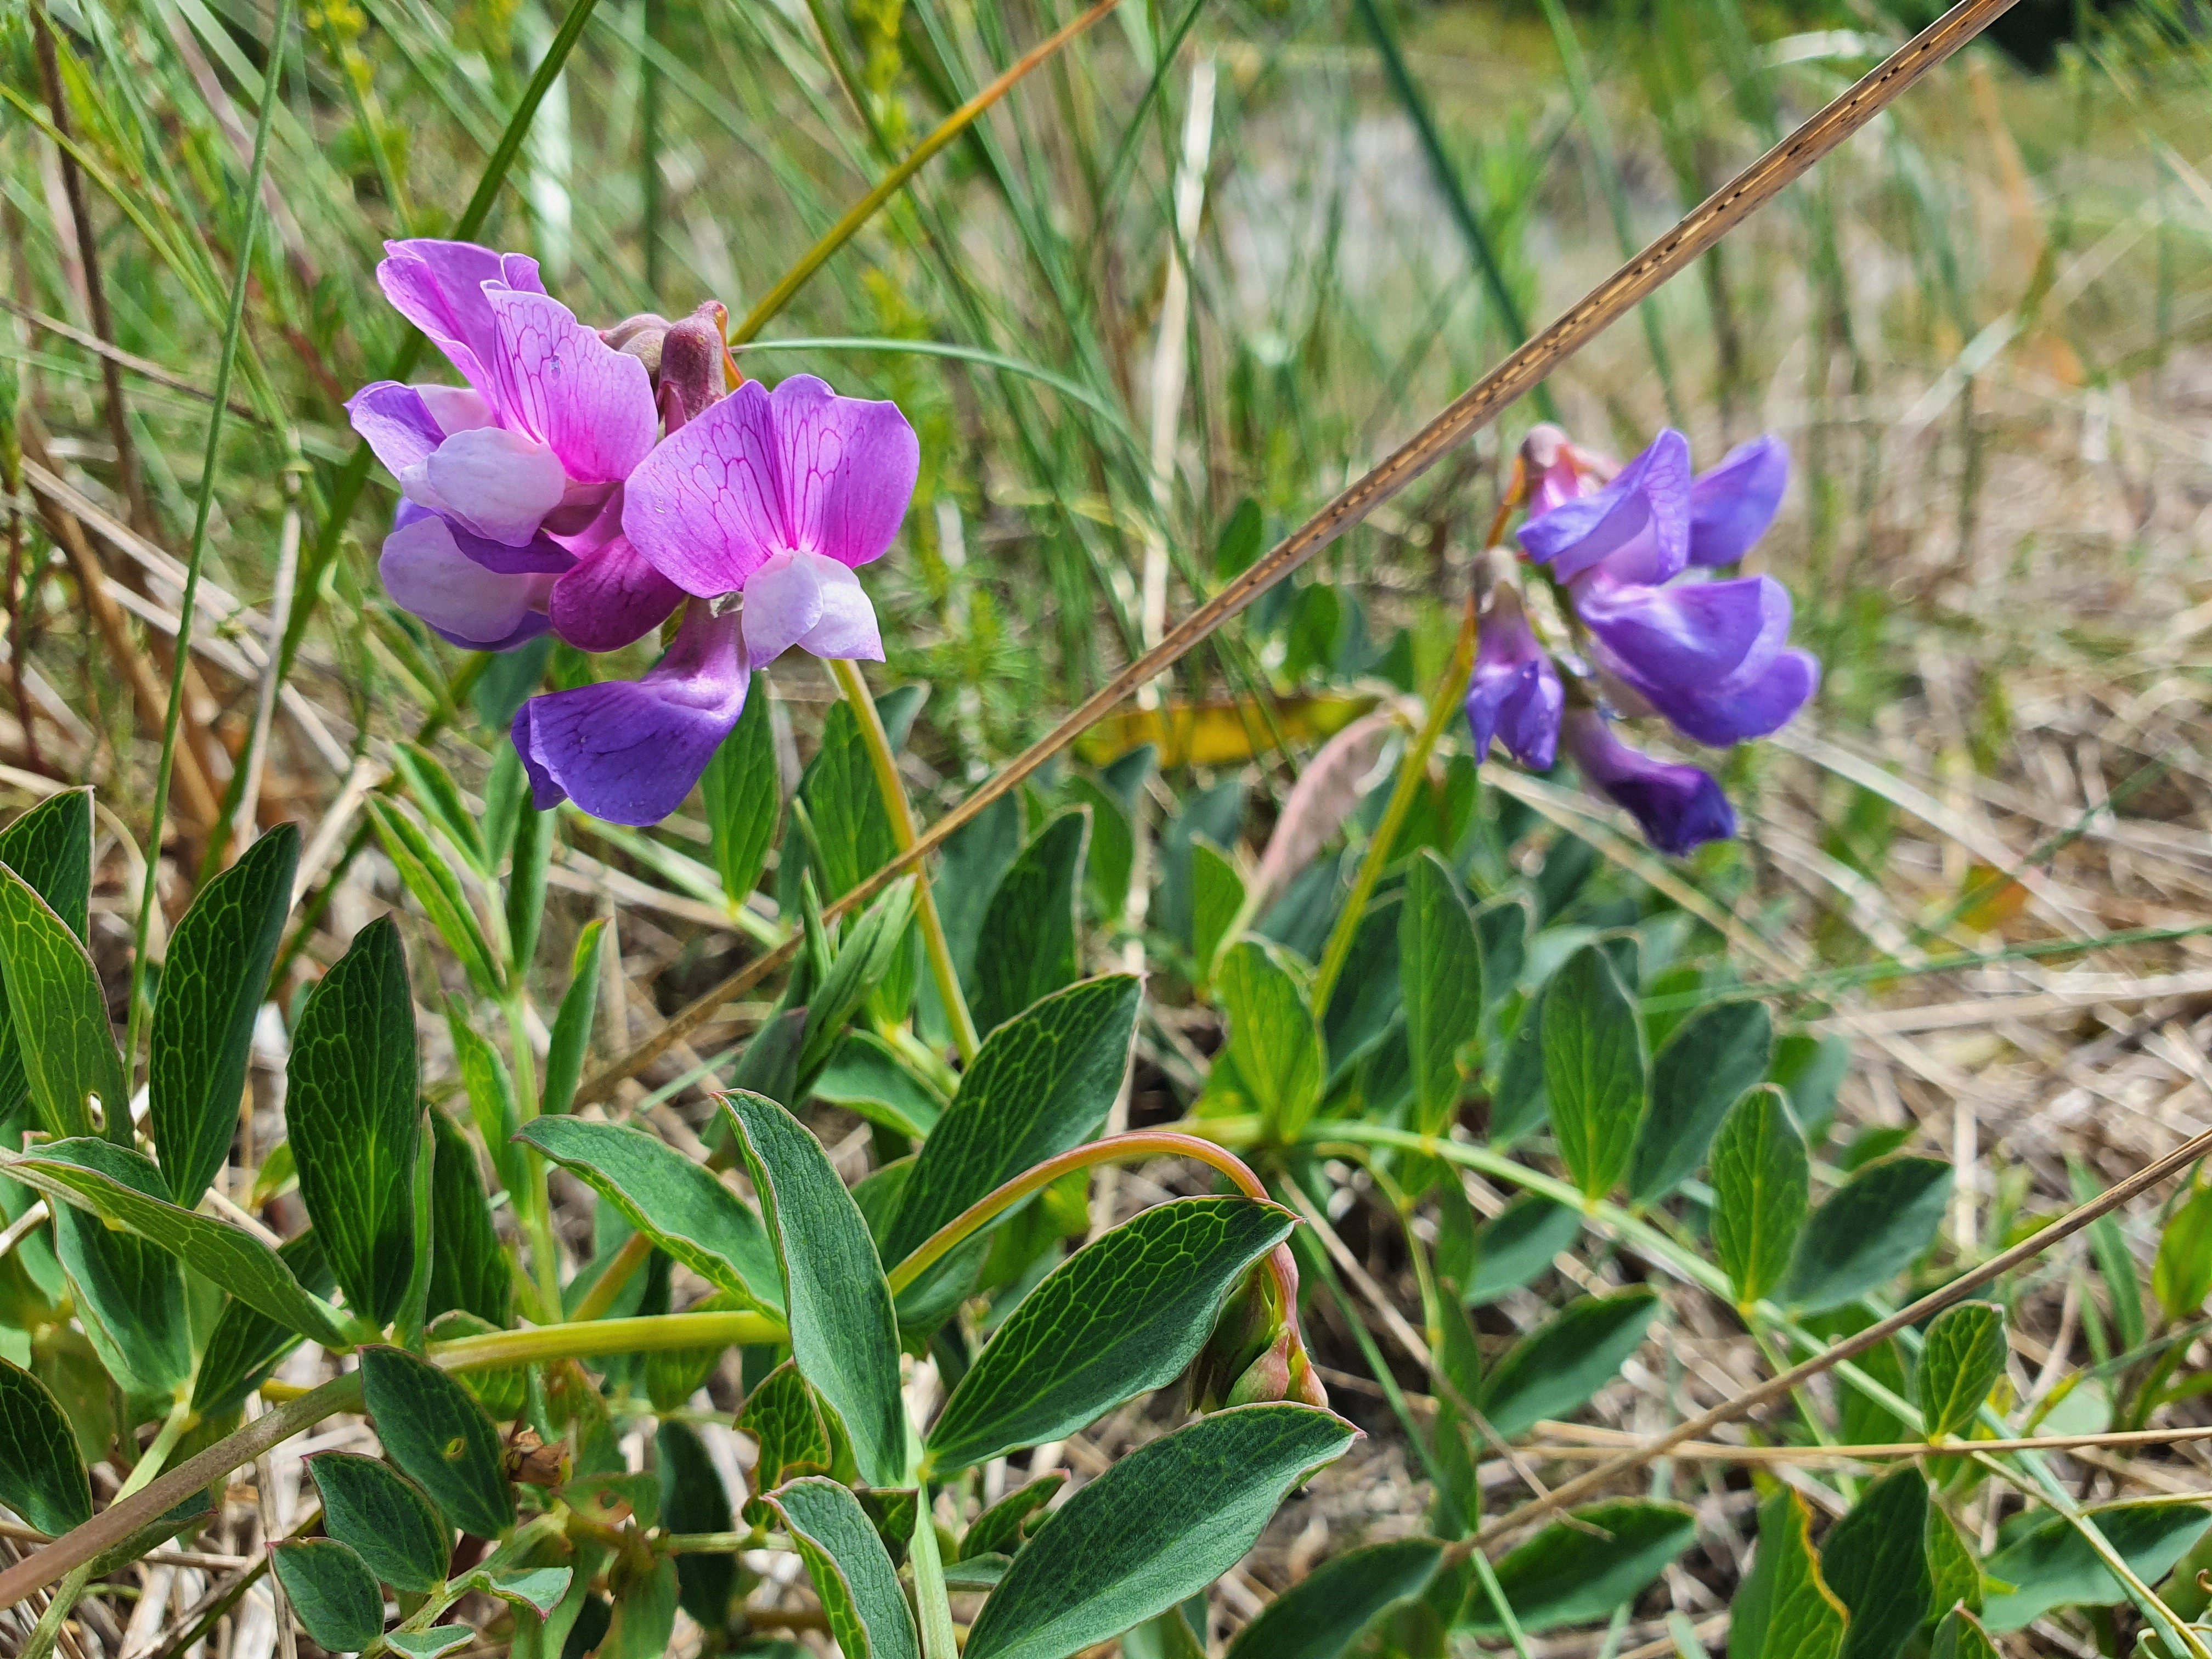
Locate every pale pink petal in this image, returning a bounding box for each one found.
[738,549,821,664]
[380,514,551,644]
[768,374,919,568]
[481,288,658,483]
[793,554,882,660]
[624,379,789,595]
[346,382,445,477]
[415,383,495,437]
[417,427,569,546]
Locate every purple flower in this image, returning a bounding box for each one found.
[1688,435,1788,566]
[512,604,752,827]
[1517,428,1691,587]
[507,373,918,826]
[351,240,665,651]
[1562,710,1736,856]
[622,373,917,668]
[1465,581,1562,770]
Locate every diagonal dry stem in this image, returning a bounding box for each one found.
[574,0,2032,1110]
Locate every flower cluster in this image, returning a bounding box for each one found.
[350,240,917,826]
[1468,425,1816,855]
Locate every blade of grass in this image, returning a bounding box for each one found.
[576,0,2033,1108]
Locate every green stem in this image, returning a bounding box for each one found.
[830,657,980,1064]
[1311,607,1475,1016]
[125,0,294,1078]
[119,1395,196,1500]
[569,1230,653,1324]
[906,1483,961,1659]
[506,990,563,1315]
[19,1563,93,1659]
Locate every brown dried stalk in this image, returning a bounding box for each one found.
[576,0,2031,1109]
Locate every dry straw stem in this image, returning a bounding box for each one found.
[576,0,2034,1109]
[1521,1423,2212,1464]
[1455,1121,2212,1555]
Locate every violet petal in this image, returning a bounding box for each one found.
[1563,710,1736,856]
[346,382,447,478]
[1688,435,1789,566]
[375,240,543,400]
[380,513,555,645]
[1518,429,1691,586]
[549,534,686,652]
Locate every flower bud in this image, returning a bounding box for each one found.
[602,301,740,431]
[1189,1244,1328,1412]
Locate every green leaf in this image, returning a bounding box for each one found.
[1478,1288,1656,1441]
[1191,836,1245,983]
[1770,1031,1850,1139]
[1629,998,1773,1200]
[46,1161,191,1399]
[148,823,296,1205]
[798,699,899,902]
[1711,1086,1809,1309]
[191,1231,336,1417]
[1822,1468,1932,1659]
[2,1138,351,1347]
[540,919,605,1119]
[365,797,503,996]
[1926,1503,1981,1618]
[307,1452,452,1594]
[882,974,1139,1271]
[970,808,1089,1035]
[963,1404,1357,1659]
[1401,850,1485,1137]
[1540,944,1647,1203]
[811,1031,945,1138]
[738,1359,837,1525]
[516,1116,782,1313]
[0,1356,91,1535]
[1459,1501,1696,1634]
[2154,1182,2212,1322]
[444,997,522,1194]
[957,1471,1065,1561]
[359,1345,515,1541]
[1488,995,1548,1146]
[926,1196,1296,1474]
[392,742,488,874]
[1065,776,1134,923]
[658,1420,737,1632]
[1321,895,1402,1084]
[428,1109,511,1328]
[0,792,92,1126]
[702,684,781,906]
[797,876,919,1089]
[767,1476,922,1659]
[1726,1488,1845,1659]
[273,1539,386,1654]
[1461,1194,1583,1307]
[1982,1503,2212,1631]
[723,1091,905,1488]
[1784,1157,1953,1314]
[287,917,424,1328]
[506,798,552,974]
[1916,1301,2006,1441]
[597,1558,675,1659]
[386,1628,475,1659]
[1929,1610,2001,1659]
[1223,1538,1442,1659]
[1211,940,1324,1141]
[478,1566,576,1617]
[0,860,125,1143]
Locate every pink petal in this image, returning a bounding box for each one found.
[794,554,883,661]
[416,384,495,437]
[768,375,919,569]
[375,240,535,399]
[481,288,658,484]
[624,380,790,595]
[550,534,686,652]
[414,426,569,546]
[346,382,445,477]
[380,514,553,645]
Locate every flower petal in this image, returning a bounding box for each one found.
[393,501,574,576]
[380,513,554,645]
[1688,435,1788,566]
[1576,573,1788,691]
[1518,429,1691,586]
[1563,710,1735,856]
[623,375,919,597]
[549,534,686,652]
[512,606,750,826]
[1643,647,1820,747]
[794,555,883,660]
[1465,584,1560,769]
[481,287,659,483]
[346,382,446,478]
[738,548,821,664]
[375,240,542,400]
[416,426,570,547]
[415,384,496,438]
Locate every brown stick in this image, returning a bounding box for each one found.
[1455,1123,2212,1553]
[575,0,2028,1109]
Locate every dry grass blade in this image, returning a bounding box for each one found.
[575,0,2032,1109]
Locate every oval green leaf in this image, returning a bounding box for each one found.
[516,1115,781,1313]
[272,1538,386,1654]
[1459,1500,1695,1634]
[1917,1301,2007,1441]
[767,1476,921,1659]
[1725,1488,1844,1659]
[1628,997,1773,1200]
[307,1452,452,1594]
[1208,940,1325,1141]
[970,808,1090,1036]
[1479,1288,1656,1441]
[723,1091,905,1488]
[701,683,781,907]
[963,1403,1357,1659]
[1401,850,1485,1137]
[1540,944,1647,1203]
[0,1356,92,1535]
[359,1344,514,1541]
[0,860,125,1143]
[1821,1467,1932,1659]
[1982,1502,2212,1631]
[1784,1156,1953,1314]
[0,791,92,1128]
[926,1196,1296,1474]
[148,823,297,1206]
[1223,1537,1442,1659]
[427,1108,511,1328]
[1711,1085,1809,1309]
